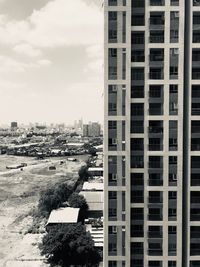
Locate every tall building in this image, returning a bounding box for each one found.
[104,1,200,267]
[11,122,18,129]
[83,122,101,137]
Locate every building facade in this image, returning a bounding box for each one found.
[104,1,200,267]
[83,122,101,137]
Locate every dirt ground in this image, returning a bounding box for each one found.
[0,155,88,267]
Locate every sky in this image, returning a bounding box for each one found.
[0,0,103,125]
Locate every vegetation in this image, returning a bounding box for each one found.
[38,182,73,217]
[68,193,88,222]
[78,165,89,181]
[41,223,101,267]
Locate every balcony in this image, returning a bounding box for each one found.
[192,104,200,115]
[150,31,164,43]
[191,197,200,204]
[194,0,200,6]
[149,51,164,66]
[149,126,163,134]
[149,197,163,204]
[150,0,165,5]
[191,126,200,134]
[149,144,163,151]
[171,0,179,5]
[149,178,163,186]
[132,15,145,26]
[192,69,200,80]
[148,248,163,256]
[148,214,163,221]
[132,51,145,62]
[191,210,200,221]
[191,141,200,151]
[149,162,163,169]
[191,232,200,239]
[131,124,144,134]
[150,14,165,30]
[193,31,200,43]
[149,103,163,115]
[191,174,200,186]
[149,69,164,80]
[148,231,162,238]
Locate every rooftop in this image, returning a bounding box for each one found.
[80,191,103,211]
[82,182,103,191]
[47,207,80,225]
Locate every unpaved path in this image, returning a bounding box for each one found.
[0,155,88,267]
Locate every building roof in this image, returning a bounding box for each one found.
[47,207,80,225]
[80,191,103,211]
[86,224,104,247]
[88,167,103,172]
[82,182,103,191]
[67,142,84,146]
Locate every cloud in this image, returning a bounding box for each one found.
[0,55,27,72]
[37,59,51,66]
[13,43,42,57]
[0,0,103,48]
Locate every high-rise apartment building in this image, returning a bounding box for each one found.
[104,1,200,267]
[83,122,101,137]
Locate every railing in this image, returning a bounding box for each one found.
[150,35,164,43]
[149,108,163,115]
[149,72,164,80]
[191,232,200,238]
[149,127,163,133]
[191,197,200,204]
[191,179,200,186]
[131,16,145,26]
[192,72,200,79]
[148,214,163,221]
[148,231,162,238]
[171,0,179,6]
[131,126,144,133]
[149,162,163,168]
[150,0,165,6]
[149,179,163,186]
[148,249,163,256]
[191,214,200,221]
[150,19,165,26]
[191,144,200,151]
[132,36,144,44]
[150,55,164,62]
[192,108,200,115]
[149,197,163,203]
[132,54,145,62]
[149,144,163,151]
[193,34,200,43]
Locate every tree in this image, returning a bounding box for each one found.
[38,182,73,216]
[88,146,97,156]
[78,165,89,181]
[68,193,88,221]
[41,223,101,267]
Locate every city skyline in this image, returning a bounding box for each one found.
[0,0,103,124]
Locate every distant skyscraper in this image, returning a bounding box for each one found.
[11,122,18,129]
[104,1,200,267]
[83,122,101,137]
[83,124,89,137]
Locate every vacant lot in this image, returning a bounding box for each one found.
[0,155,88,267]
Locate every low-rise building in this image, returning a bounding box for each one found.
[88,167,103,177]
[46,207,80,229]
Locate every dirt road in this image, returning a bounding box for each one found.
[0,155,88,267]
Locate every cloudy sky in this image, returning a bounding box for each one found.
[0,0,103,125]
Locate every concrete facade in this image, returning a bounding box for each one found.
[104,1,200,267]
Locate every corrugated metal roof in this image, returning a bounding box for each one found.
[47,207,80,225]
[82,182,103,191]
